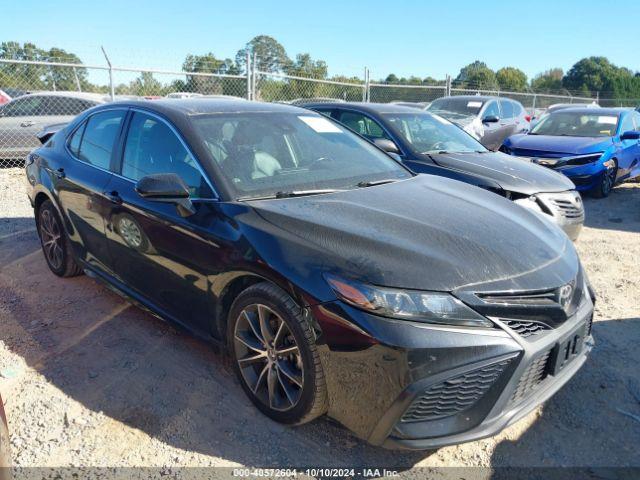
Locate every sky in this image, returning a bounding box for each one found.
[4,0,640,81]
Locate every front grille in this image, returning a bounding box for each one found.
[502,319,551,338]
[586,313,594,336]
[537,192,585,221]
[401,359,512,422]
[510,350,551,405]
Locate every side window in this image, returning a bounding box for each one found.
[483,101,500,118]
[511,101,523,117]
[121,112,213,198]
[1,96,46,116]
[67,121,87,157]
[337,111,389,139]
[499,100,514,119]
[633,112,640,130]
[46,97,96,116]
[620,114,635,134]
[76,110,125,169]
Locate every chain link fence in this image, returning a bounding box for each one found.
[1,56,639,169]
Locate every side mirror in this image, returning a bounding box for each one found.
[482,115,499,124]
[620,130,640,141]
[135,173,196,217]
[372,137,401,155]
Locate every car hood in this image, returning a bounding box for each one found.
[426,151,575,194]
[505,133,613,157]
[246,175,578,296]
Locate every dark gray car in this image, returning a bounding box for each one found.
[427,95,530,150]
[303,102,583,240]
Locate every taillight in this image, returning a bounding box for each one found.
[524,115,531,122]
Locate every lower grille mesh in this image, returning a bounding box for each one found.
[510,350,551,404]
[502,319,551,338]
[401,359,512,423]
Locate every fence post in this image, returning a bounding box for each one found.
[531,94,537,118]
[101,46,115,101]
[366,68,371,102]
[252,53,258,101]
[246,52,251,100]
[445,75,451,97]
[73,67,82,92]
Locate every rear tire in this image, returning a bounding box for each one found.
[36,200,83,277]
[227,282,328,425]
[591,160,617,198]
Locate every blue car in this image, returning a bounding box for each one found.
[502,108,640,197]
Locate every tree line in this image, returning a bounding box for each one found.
[1,38,640,105]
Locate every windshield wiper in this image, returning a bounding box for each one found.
[356,178,399,188]
[237,189,342,201]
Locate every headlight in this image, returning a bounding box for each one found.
[324,274,493,327]
[514,195,543,214]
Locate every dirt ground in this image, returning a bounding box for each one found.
[0,167,639,473]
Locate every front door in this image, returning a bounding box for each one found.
[104,110,221,332]
[480,101,503,150]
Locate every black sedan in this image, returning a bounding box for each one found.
[26,99,594,449]
[303,102,584,240]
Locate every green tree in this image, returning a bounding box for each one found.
[236,35,290,73]
[496,67,527,92]
[531,68,564,93]
[281,53,328,99]
[384,73,399,84]
[454,61,498,90]
[182,53,240,94]
[562,57,640,105]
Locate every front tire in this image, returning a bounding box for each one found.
[36,200,83,277]
[227,282,328,425]
[591,160,617,198]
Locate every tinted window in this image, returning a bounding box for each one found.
[67,122,86,157]
[633,112,640,129]
[499,100,514,119]
[483,101,500,118]
[76,110,124,169]
[46,97,96,116]
[1,96,47,116]
[338,111,388,139]
[122,112,213,198]
[192,112,411,199]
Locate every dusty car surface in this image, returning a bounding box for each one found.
[26,99,594,449]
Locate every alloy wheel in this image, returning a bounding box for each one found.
[602,165,616,196]
[39,208,64,270]
[233,304,304,411]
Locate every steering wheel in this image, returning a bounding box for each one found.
[430,141,449,152]
[309,157,335,170]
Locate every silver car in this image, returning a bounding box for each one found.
[0,91,110,161]
[427,95,530,150]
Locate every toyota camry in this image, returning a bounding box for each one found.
[26,99,594,449]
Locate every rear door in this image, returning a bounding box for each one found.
[55,108,127,273]
[498,99,517,142]
[0,95,48,158]
[104,109,221,332]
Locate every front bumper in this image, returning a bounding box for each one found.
[535,191,584,241]
[312,286,594,450]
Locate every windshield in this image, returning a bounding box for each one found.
[383,112,487,154]
[192,112,412,199]
[427,98,485,117]
[531,111,619,137]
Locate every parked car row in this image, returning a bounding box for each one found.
[27,98,595,450]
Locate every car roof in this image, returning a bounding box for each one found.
[103,98,317,118]
[301,101,425,115]
[433,95,497,102]
[22,91,112,103]
[549,107,630,116]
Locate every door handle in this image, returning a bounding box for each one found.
[104,191,123,205]
[20,120,36,127]
[54,167,65,179]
